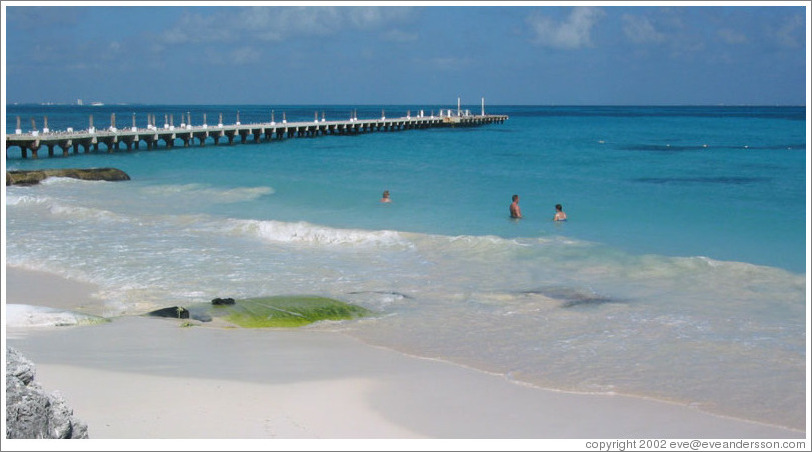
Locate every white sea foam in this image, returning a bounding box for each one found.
[4,192,50,207]
[224,219,413,247]
[6,189,123,223]
[48,202,122,222]
[5,304,108,328]
[40,176,105,186]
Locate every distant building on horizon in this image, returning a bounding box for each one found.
[77,98,83,106]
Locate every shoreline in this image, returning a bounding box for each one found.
[2,265,806,444]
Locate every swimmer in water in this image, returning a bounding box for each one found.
[510,194,522,219]
[553,203,567,221]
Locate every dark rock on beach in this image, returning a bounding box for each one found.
[6,347,89,439]
[146,306,190,319]
[6,168,131,186]
[211,297,236,305]
[146,306,213,322]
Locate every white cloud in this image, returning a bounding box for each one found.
[161,11,226,44]
[622,14,665,44]
[771,13,803,48]
[159,6,416,46]
[383,29,418,43]
[231,46,260,65]
[527,6,606,49]
[717,28,747,45]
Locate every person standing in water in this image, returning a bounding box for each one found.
[381,190,392,203]
[553,203,567,221]
[510,194,522,219]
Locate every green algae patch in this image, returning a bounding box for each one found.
[213,296,372,328]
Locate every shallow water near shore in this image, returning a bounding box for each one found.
[4,104,808,431]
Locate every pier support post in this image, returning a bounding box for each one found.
[194,132,208,146]
[28,142,39,159]
[59,140,72,157]
[16,116,22,134]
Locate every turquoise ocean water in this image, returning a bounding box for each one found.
[4,104,808,431]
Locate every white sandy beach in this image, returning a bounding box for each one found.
[2,265,806,449]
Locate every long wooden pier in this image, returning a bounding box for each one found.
[5,110,508,159]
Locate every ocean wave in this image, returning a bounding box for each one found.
[4,192,51,206]
[40,176,106,186]
[140,183,274,203]
[48,202,123,222]
[5,187,122,221]
[223,219,413,247]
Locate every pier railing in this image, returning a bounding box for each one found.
[5,110,508,159]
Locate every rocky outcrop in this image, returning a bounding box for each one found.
[146,306,191,319]
[6,168,130,186]
[5,347,89,439]
[211,297,236,305]
[146,306,212,322]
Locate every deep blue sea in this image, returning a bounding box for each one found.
[4,104,808,431]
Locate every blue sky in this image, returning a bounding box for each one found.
[2,2,808,105]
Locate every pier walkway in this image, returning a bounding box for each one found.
[5,110,508,159]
